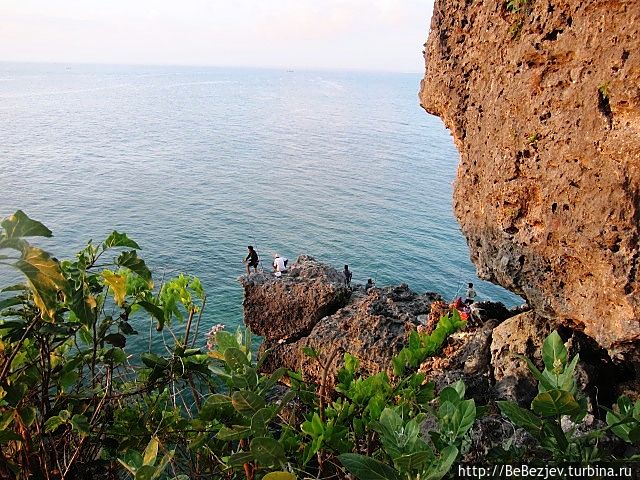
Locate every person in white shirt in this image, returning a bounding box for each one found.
[273,254,288,276]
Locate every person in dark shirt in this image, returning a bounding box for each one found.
[245,246,259,274]
[343,265,352,288]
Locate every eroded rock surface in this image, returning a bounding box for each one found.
[239,255,350,340]
[420,0,640,357]
[260,285,442,388]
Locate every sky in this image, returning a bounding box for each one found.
[0,0,434,73]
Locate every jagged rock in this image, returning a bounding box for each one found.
[490,311,555,404]
[239,255,350,340]
[419,319,499,404]
[420,0,640,358]
[259,284,442,388]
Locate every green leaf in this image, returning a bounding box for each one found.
[251,407,275,436]
[394,450,434,472]
[532,389,581,418]
[232,391,265,416]
[0,430,23,443]
[70,414,90,436]
[216,425,251,441]
[70,286,97,326]
[426,445,458,480]
[497,401,543,435]
[143,437,159,466]
[141,352,169,369]
[263,473,296,480]
[214,330,241,354]
[117,251,152,284]
[541,331,567,373]
[103,231,141,250]
[302,346,318,358]
[134,465,156,480]
[227,451,255,467]
[138,301,165,331]
[44,415,66,433]
[199,394,232,421]
[102,271,128,306]
[338,453,402,480]
[224,347,250,372]
[1,210,52,238]
[250,437,286,467]
[19,407,36,427]
[13,246,68,320]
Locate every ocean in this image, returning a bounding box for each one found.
[0,62,522,348]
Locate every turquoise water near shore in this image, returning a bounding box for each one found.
[0,63,521,349]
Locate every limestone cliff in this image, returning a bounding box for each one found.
[420,0,640,357]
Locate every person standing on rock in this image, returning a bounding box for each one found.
[343,265,352,288]
[465,282,477,305]
[245,246,259,274]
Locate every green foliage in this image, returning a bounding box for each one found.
[392,310,466,376]
[497,331,596,462]
[606,396,640,444]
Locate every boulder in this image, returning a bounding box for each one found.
[239,255,350,340]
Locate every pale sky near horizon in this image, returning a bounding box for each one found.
[1,1,434,73]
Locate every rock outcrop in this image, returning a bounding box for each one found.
[259,283,442,388]
[420,0,640,358]
[239,255,350,341]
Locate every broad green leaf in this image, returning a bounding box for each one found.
[250,437,285,467]
[138,301,165,331]
[102,271,127,306]
[232,391,265,416]
[143,437,159,466]
[338,453,402,480]
[0,430,22,443]
[18,407,36,427]
[44,415,66,433]
[302,346,318,358]
[532,389,581,418]
[70,414,90,436]
[1,210,52,239]
[251,407,275,436]
[541,331,567,373]
[227,451,255,467]
[497,401,543,434]
[216,425,251,441]
[134,465,156,480]
[117,251,152,284]
[224,347,250,372]
[263,473,296,480]
[13,246,68,320]
[1,284,27,293]
[426,445,458,480]
[439,386,461,405]
[103,231,141,250]
[215,330,241,354]
[141,352,169,369]
[199,394,232,421]
[394,450,433,472]
[70,287,97,326]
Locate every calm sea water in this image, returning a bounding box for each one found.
[0,63,521,348]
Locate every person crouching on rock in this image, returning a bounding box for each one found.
[273,253,288,277]
[245,245,259,274]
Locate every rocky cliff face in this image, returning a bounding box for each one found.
[420,0,640,357]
